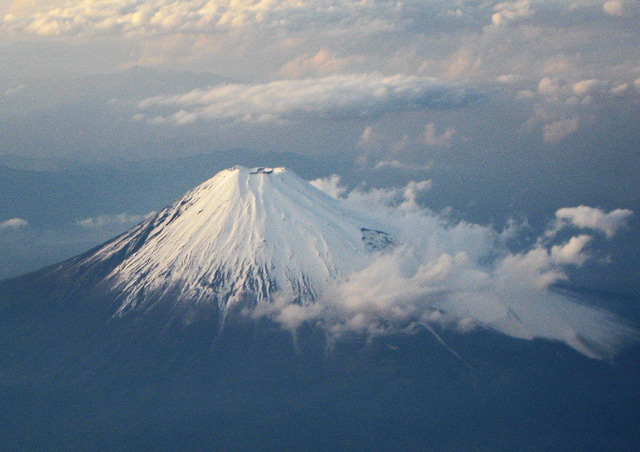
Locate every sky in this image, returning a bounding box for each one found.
[0,0,639,162]
[0,0,639,297]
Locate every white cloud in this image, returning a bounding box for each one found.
[2,0,639,112]
[346,179,433,212]
[78,212,155,229]
[250,293,325,333]
[542,56,573,77]
[312,174,432,211]
[516,89,536,99]
[372,160,432,172]
[496,74,524,84]
[537,76,628,103]
[550,234,592,266]
[543,117,579,142]
[494,246,566,292]
[1,0,638,94]
[537,77,565,97]
[249,181,636,358]
[491,0,532,27]
[310,174,346,199]
[444,50,482,79]
[2,0,422,37]
[603,0,624,16]
[610,83,628,95]
[0,218,28,230]
[525,75,640,145]
[356,126,383,150]
[572,79,608,97]
[136,74,474,124]
[279,49,357,78]
[398,180,432,209]
[553,205,633,238]
[391,134,411,154]
[3,84,25,96]
[424,122,455,147]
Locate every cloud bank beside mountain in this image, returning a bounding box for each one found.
[252,176,636,359]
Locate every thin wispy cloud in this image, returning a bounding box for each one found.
[372,160,432,172]
[78,212,155,229]
[0,218,28,230]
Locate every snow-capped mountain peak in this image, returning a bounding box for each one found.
[78,166,393,314]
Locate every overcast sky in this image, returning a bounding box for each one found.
[0,0,639,162]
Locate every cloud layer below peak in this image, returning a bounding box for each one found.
[249,176,637,359]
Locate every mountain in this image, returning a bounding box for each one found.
[1,164,636,351]
[24,166,392,322]
[1,166,640,452]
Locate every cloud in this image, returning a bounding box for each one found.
[249,179,637,359]
[610,83,628,96]
[490,0,532,27]
[2,0,424,37]
[357,126,374,143]
[537,76,629,103]
[550,234,592,266]
[496,74,524,84]
[347,179,433,212]
[372,160,432,172]
[3,0,640,118]
[279,49,358,78]
[603,0,624,16]
[356,125,386,152]
[522,74,640,143]
[424,122,455,147]
[543,117,579,142]
[136,74,475,124]
[572,79,608,97]
[78,212,155,229]
[537,77,565,98]
[3,84,25,96]
[313,174,432,209]
[553,205,633,238]
[444,50,483,79]
[0,218,28,230]
[310,175,346,199]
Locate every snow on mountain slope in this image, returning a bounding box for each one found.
[78,166,392,315]
[36,164,634,359]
